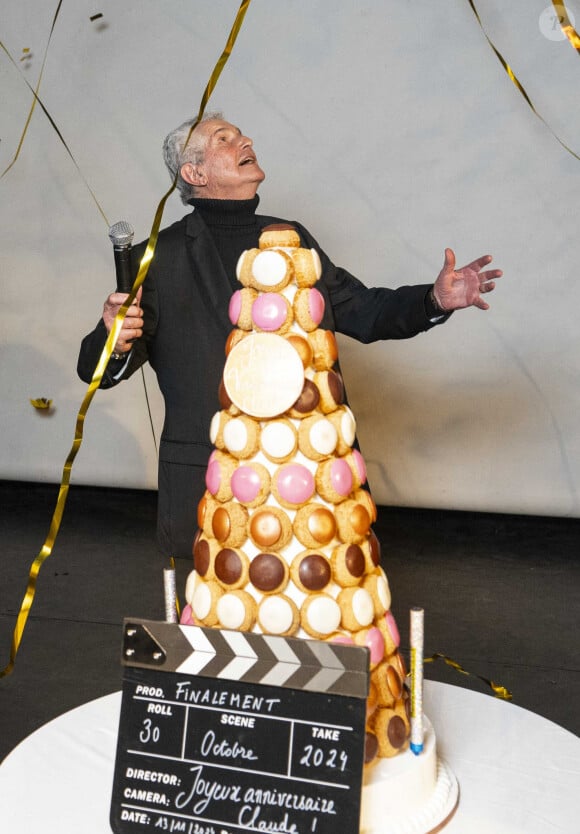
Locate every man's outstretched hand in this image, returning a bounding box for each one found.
[432,248,502,312]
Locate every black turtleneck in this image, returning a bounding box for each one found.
[188,195,442,319]
[188,195,263,291]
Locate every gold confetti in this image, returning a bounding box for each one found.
[30,397,52,410]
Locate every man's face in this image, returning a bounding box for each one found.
[186,119,265,199]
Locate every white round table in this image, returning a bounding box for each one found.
[1,681,578,833]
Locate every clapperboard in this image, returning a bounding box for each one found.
[110,618,369,834]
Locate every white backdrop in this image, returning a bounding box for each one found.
[2,1,580,517]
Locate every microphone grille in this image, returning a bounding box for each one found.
[108,220,134,247]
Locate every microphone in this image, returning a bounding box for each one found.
[108,220,135,293]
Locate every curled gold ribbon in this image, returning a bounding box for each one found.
[1,322,126,678]
[552,1,580,52]
[424,652,513,700]
[1,0,253,678]
[467,0,580,162]
[1,0,64,180]
[0,41,109,224]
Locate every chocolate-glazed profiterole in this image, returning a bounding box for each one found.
[249,552,288,594]
[288,378,320,417]
[291,551,332,593]
[214,547,249,589]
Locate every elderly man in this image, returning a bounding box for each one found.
[77,113,501,559]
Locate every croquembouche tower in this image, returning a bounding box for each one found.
[180,223,410,767]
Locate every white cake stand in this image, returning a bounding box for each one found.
[360,717,459,834]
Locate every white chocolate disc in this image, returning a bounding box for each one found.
[377,573,391,611]
[261,421,296,459]
[352,588,374,627]
[217,594,246,629]
[192,583,212,620]
[252,250,290,287]
[209,412,221,445]
[223,333,305,418]
[341,407,356,446]
[306,596,341,635]
[184,570,197,606]
[310,248,322,281]
[258,596,294,634]
[223,418,249,453]
[310,418,338,456]
[235,251,247,280]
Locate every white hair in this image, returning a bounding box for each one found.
[162,111,224,203]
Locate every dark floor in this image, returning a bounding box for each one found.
[0,479,578,763]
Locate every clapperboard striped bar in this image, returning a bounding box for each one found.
[122,618,369,699]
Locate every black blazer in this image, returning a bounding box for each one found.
[78,209,444,555]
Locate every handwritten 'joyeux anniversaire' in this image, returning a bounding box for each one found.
[111,672,365,834]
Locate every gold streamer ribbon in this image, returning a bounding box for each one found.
[424,652,513,700]
[1,1,64,179]
[467,0,580,162]
[1,10,109,223]
[552,1,580,52]
[1,0,253,678]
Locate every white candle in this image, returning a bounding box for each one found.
[410,606,424,755]
[163,567,178,623]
